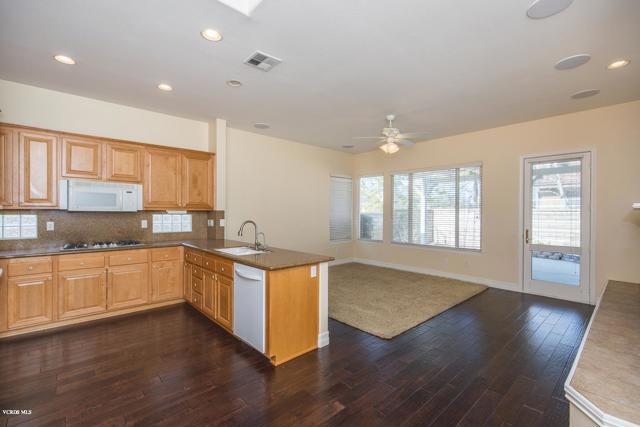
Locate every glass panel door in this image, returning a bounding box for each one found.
[523,153,590,303]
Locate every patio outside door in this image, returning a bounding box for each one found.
[523,152,591,303]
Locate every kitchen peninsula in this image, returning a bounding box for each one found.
[0,239,333,365]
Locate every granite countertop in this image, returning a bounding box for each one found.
[566,281,640,425]
[0,239,334,271]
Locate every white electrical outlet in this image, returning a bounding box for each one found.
[46,221,55,231]
[219,219,225,227]
[141,219,148,229]
[310,265,317,278]
[207,219,214,227]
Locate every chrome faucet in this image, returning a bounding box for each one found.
[238,220,265,250]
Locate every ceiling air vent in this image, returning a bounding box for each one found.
[244,50,282,72]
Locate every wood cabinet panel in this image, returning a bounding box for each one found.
[105,142,143,182]
[191,291,203,309]
[183,262,192,302]
[144,148,181,209]
[202,271,216,318]
[0,127,14,207]
[19,131,58,207]
[58,268,107,320]
[151,247,180,262]
[58,253,105,271]
[215,259,233,279]
[61,137,102,179]
[216,275,233,330]
[7,274,53,329]
[107,264,149,310]
[191,274,203,295]
[108,250,148,266]
[182,152,214,210]
[184,251,202,266]
[8,256,53,277]
[151,260,182,302]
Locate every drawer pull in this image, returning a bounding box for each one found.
[127,257,132,261]
[80,262,85,266]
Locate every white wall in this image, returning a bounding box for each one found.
[225,128,354,259]
[0,79,209,151]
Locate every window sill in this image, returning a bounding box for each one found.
[357,238,383,243]
[390,242,483,254]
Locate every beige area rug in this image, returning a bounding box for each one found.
[329,263,488,339]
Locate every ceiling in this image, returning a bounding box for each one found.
[0,0,638,153]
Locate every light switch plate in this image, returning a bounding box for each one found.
[46,221,55,231]
[219,219,225,227]
[141,219,148,229]
[310,265,317,278]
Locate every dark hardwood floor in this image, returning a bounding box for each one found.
[0,288,592,427]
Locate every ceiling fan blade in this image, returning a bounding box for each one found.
[398,139,415,147]
[352,136,385,140]
[397,131,431,138]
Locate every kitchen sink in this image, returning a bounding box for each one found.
[214,247,267,256]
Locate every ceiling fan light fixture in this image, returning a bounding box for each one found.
[379,141,399,154]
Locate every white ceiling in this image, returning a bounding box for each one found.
[0,0,638,153]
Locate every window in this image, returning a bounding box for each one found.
[392,164,481,250]
[330,176,352,241]
[0,214,38,240]
[359,175,384,241]
[152,214,192,233]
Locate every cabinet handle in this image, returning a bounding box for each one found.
[127,257,132,261]
[0,267,3,277]
[27,266,34,271]
[17,281,43,287]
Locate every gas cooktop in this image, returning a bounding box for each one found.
[61,240,142,251]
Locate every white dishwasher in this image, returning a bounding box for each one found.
[233,263,266,353]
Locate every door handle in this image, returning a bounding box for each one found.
[525,229,530,244]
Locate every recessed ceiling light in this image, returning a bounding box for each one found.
[254,123,270,129]
[607,59,630,70]
[555,54,591,70]
[201,29,223,42]
[54,54,76,65]
[527,0,574,19]
[227,80,242,87]
[571,89,600,99]
[157,83,173,91]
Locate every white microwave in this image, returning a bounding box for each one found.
[59,180,143,212]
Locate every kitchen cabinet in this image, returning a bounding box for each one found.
[182,151,214,210]
[0,127,14,207]
[183,262,192,302]
[58,268,107,320]
[7,273,53,329]
[143,148,182,209]
[216,275,233,331]
[61,136,102,180]
[151,260,182,302]
[107,263,149,310]
[202,270,216,318]
[105,142,143,183]
[19,131,58,207]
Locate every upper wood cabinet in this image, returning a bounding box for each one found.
[144,148,182,209]
[0,127,14,207]
[61,137,102,180]
[182,152,214,210]
[19,131,58,207]
[105,142,143,183]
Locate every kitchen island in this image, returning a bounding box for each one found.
[0,239,333,365]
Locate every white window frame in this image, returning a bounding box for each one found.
[357,174,384,242]
[390,162,483,252]
[330,175,353,243]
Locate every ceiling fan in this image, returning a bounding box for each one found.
[353,114,430,154]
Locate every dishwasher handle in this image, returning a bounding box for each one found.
[234,266,262,281]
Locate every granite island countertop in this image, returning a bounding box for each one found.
[0,239,334,271]
[565,280,640,426]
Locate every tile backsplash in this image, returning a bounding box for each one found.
[0,210,225,251]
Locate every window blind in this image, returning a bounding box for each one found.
[392,165,482,250]
[359,175,384,241]
[330,176,353,241]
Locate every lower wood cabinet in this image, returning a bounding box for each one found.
[58,268,107,320]
[107,263,149,310]
[183,262,192,302]
[216,275,233,330]
[151,260,182,302]
[7,274,53,330]
[202,271,216,318]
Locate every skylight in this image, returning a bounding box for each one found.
[217,0,264,16]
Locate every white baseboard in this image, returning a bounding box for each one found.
[317,331,330,348]
[334,257,519,292]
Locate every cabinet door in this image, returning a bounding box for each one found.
[7,274,53,329]
[182,152,214,210]
[0,127,14,207]
[216,275,233,330]
[144,148,181,209]
[183,262,192,302]
[151,260,182,302]
[19,131,58,207]
[105,142,143,182]
[58,268,107,320]
[107,264,149,310]
[202,271,216,317]
[61,137,102,179]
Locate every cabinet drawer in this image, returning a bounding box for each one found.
[58,254,105,271]
[108,250,148,266]
[191,265,203,279]
[151,247,180,262]
[192,276,203,294]
[202,255,216,272]
[184,250,202,266]
[191,290,203,309]
[215,259,234,278]
[8,257,53,277]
